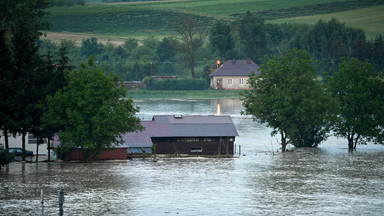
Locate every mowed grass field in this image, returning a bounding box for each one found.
[134,0,347,16]
[43,0,384,43]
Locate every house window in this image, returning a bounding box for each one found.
[191,147,202,153]
[239,78,244,85]
[228,78,233,85]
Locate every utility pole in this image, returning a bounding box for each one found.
[59,189,64,216]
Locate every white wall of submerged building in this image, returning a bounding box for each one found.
[0,131,48,155]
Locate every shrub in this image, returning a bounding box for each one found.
[148,78,208,90]
[0,150,14,169]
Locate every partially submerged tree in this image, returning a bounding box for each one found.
[327,58,384,151]
[241,49,335,152]
[41,57,143,161]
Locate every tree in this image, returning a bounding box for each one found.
[39,41,73,161]
[370,35,384,72]
[173,14,208,78]
[123,37,138,53]
[156,37,176,62]
[241,49,335,152]
[0,149,14,169]
[327,58,384,151]
[303,18,367,74]
[80,37,104,58]
[41,57,143,161]
[209,20,234,59]
[1,0,51,161]
[0,23,16,150]
[237,11,267,63]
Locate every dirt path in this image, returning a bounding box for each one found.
[41,32,126,46]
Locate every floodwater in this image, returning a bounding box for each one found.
[1,99,384,215]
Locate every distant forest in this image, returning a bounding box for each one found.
[39,12,384,83]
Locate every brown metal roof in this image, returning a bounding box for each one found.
[121,115,239,148]
[209,59,260,77]
[121,121,172,148]
[153,115,235,124]
[153,115,239,137]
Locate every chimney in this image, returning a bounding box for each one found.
[232,58,236,64]
[247,58,251,64]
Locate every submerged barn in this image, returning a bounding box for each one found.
[122,115,239,156]
[54,115,239,160]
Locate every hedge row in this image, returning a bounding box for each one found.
[148,79,209,90]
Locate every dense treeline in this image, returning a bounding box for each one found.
[51,0,85,7]
[212,12,384,74]
[40,12,383,85]
[39,35,214,84]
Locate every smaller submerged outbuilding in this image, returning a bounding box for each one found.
[122,115,239,156]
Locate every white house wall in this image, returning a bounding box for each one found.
[1,132,48,155]
[211,76,251,90]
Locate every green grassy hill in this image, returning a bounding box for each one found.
[44,0,384,41]
[46,5,213,36]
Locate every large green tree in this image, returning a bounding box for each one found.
[173,14,208,78]
[237,11,267,62]
[209,20,234,60]
[41,57,143,161]
[241,49,335,152]
[0,0,51,161]
[327,58,384,151]
[0,23,16,150]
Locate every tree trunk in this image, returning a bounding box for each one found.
[189,51,196,78]
[191,63,195,78]
[35,135,39,162]
[353,134,360,150]
[281,130,287,152]
[22,131,26,161]
[3,128,9,150]
[348,138,354,152]
[47,137,51,161]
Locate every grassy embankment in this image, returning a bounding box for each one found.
[43,0,384,44]
[127,90,242,100]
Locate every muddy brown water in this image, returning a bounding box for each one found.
[1,99,384,215]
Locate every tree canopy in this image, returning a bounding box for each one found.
[327,58,384,151]
[241,49,335,151]
[41,57,143,161]
[209,20,234,60]
[0,0,52,160]
[237,11,267,63]
[173,14,208,78]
